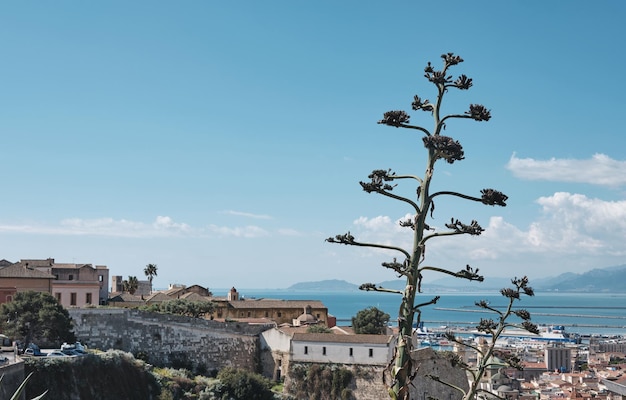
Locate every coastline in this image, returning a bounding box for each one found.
[213,289,626,337]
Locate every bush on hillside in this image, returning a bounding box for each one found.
[287,364,354,400]
[210,367,274,400]
[25,350,160,400]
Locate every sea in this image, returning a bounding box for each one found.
[216,289,626,338]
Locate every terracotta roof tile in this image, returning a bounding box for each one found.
[292,332,394,345]
[0,264,55,279]
[227,299,326,309]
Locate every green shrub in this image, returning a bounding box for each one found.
[212,367,274,400]
[287,364,353,400]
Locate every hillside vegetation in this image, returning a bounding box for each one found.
[25,351,161,400]
[24,350,279,400]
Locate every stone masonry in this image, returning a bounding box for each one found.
[69,308,274,373]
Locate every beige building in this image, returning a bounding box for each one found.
[108,286,330,328]
[0,258,109,307]
[0,262,55,303]
[49,262,109,307]
[212,288,329,326]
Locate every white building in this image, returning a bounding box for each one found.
[259,327,396,381]
[290,332,395,365]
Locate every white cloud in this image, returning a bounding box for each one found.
[530,192,626,254]
[353,215,411,248]
[277,228,304,237]
[344,192,626,278]
[0,217,193,238]
[506,153,626,187]
[0,216,270,239]
[207,224,270,238]
[153,216,192,232]
[354,215,395,231]
[222,210,272,220]
[0,215,286,238]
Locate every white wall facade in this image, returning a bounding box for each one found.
[260,327,292,353]
[290,337,395,365]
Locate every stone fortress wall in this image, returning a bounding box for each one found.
[69,308,273,373]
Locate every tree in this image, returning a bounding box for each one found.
[352,306,390,335]
[0,291,75,348]
[143,263,158,291]
[123,276,139,295]
[307,324,332,334]
[211,367,274,400]
[327,53,534,399]
[143,298,215,318]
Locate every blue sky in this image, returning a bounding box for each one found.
[1,2,625,291]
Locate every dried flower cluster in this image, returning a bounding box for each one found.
[422,135,465,164]
[466,104,491,121]
[445,218,484,236]
[411,95,433,111]
[359,169,396,193]
[455,264,484,282]
[481,188,508,206]
[378,110,410,127]
[325,232,355,245]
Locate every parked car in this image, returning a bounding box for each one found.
[61,341,86,354]
[22,343,44,357]
[47,350,68,357]
[61,349,82,356]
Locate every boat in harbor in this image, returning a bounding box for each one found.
[470,325,580,343]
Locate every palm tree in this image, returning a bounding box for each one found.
[144,263,158,292]
[123,276,139,295]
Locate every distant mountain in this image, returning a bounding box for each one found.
[287,279,359,291]
[393,265,626,293]
[426,276,513,291]
[287,265,626,293]
[539,265,626,292]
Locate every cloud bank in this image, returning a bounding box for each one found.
[506,153,626,187]
[348,191,626,275]
[0,216,281,239]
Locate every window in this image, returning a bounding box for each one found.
[70,293,77,306]
[369,349,373,357]
[349,348,353,356]
[86,293,92,305]
[247,311,251,317]
[54,274,59,280]
[68,274,74,281]
[6,295,12,303]
[304,346,308,355]
[316,313,320,318]
[277,312,282,317]
[55,293,61,302]
[265,311,269,317]
[98,275,104,282]
[323,347,326,355]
